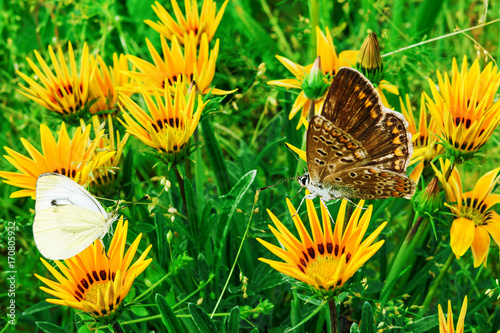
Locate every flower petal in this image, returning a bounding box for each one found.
[450,218,475,258]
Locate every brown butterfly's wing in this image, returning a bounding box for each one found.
[321,67,413,175]
[322,166,416,200]
[306,115,369,183]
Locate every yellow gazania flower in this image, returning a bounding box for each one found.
[257,198,386,297]
[145,0,229,44]
[83,115,129,190]
[35,219,152,324]
[89,53,134,116]
[400,94,442,184]
[0,121,115,199]
[438,296,467,333]
[425,56,500,161]
[126,33,232,95]
[17,42,94,117]
[433,160,500,267]
[119,79,207,164]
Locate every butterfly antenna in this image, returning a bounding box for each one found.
[115,195,150,213]
[285,144,307,173]
[258,176,298,192]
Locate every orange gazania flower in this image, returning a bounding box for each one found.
[35,219,152,324]
[0,121,114,199]
[126,33,233,95]
[119,79,207,164]
[438,296,467,333]
[17,42,94,118]
[425,56,500,161]
[145,0,229,44]
[257,198,386,297]
[433,159,500,267]
[89,53,134,116]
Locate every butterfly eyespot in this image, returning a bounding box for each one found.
[325,140,333,145]
[375,190,384,195]
[51,199,57,206]
[334,177,342,182]
[349,172,357,178]
[317,149,327,156]
[313,136,319,142]
[341,158,355,163]
[320,136,326,142]
[335,151,344,156]
[366,194,375,199]
[376,185,384,190]
[362,175,371,179]
[315,158,326,166]
[354,180,364,185]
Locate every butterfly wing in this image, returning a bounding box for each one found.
[35,173,107,217]
[33,205,112,260]
[321,67,413,174]
[306,115,369,183]
[321,166,416,200]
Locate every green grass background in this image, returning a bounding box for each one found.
[1,0,500,332]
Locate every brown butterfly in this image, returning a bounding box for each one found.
[297,67,416,204]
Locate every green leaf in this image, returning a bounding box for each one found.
[415,0,447,39]
[360,302,375,333]
[22,301,57,315]
[225,306,241,333]
[405,314,438,332]
[215,170,257,280]
[156,294,183,332]
[284,300,327,332]
[188,303,218,333]
[350,323,360,333]
[36,322,67,333]
[201,116,231,195]
[154,212,168,267]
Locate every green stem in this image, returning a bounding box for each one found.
[328,299,337,333]
[380,215,428,302]
[174,165,188,220]
[130,271,173,304]
[309,0,320,61]
[210,191,258,318]
[419,251,455,314]
[259,0,294,59]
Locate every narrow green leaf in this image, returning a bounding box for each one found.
[215,170,257,280]
[184,177,200,236]
[22,301,57,315]
[188,303,218,333]
[225,306,241,333]
[156,294,183,332]
[350,323,360,333]
[201,116,231,195]
[415,0,447,39]
[360,302,375,333]
[405,314,438,332]
[154,212,168,267]
[284,300,327,332]
[36,321,67,333]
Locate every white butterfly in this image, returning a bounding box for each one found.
[34,173,117,260]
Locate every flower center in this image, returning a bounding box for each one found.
[460,205,485,226]
[305,255,341,285]
[83,281,112,305]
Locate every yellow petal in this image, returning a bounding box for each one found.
[450,217,475,258]
[470,225,490,267]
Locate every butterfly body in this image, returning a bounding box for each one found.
[34,173,117,260]
[298,67,416,201]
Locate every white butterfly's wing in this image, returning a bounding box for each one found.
[35,173,107,217]
[33,205,113,260]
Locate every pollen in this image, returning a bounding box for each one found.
[305,255,342,289]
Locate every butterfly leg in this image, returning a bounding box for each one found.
[292,193,317,217]
[320,198,336,223]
